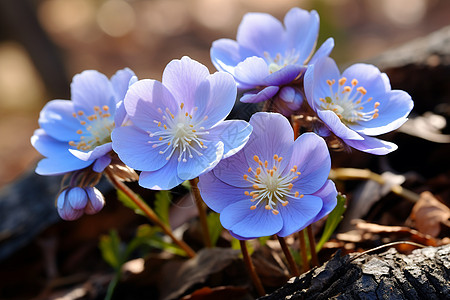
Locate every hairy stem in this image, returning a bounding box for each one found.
[190,178,212,248]
[276,235,300,277]
[298,230,309,272]
[306,225,319,267]
[105,169,196,258]
[239,240,266,297]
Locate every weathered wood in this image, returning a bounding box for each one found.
[259,244,450,300]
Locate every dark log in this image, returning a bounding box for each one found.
[259,244,450,300]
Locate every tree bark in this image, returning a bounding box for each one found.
[259,244,450,300]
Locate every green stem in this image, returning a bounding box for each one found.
[276,235,300,277]
[239,240,266,297]
[105,169,196,258]
[190,178,212,248]
[104,269,121,300]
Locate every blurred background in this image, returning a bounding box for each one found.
[0,0,450,187]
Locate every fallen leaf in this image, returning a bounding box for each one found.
[409,191,450,237]
[181,286,252,300]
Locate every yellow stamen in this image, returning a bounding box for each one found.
[351,79,358,86]
[76,130,83,134]
[339,77,347,85]
[356,87,367,95]
[250,205,257,210]
[272,210,279,215]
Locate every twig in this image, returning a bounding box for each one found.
[349,241,426,263]
[239,240,266,297]
[105,169,196,258]
[306,225,319,267]
[298,230,309,272]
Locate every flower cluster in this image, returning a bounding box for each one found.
[31,6,413,243]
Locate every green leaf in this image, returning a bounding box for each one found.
[99,230,123,269]
[206,212,223,247]
[316,193,347,251]
[116,189,145,216]
[181,180,192,190]
[154,191,172,226]
[257,236,271,246]
[232,238,254,257]
[132,224,188,257]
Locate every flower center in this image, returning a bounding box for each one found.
[320,77,380,125]
[243,154,303,215]
[147,102,209,162]
[69,105,114,151]
[264,50,300,74]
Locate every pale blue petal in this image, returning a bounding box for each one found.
[69,143,112,161]
[123,79,178,131]
[71,70,116,115]
[138,156,183,190]
[111,125,168,172]
[287,133,331,194]
[308,37,335,65]
[234,56,269,88]
[35,156,92,175]
[92,155,112,172]
[277,195,323,237]
[38,100,81,142]
[264,65,304,86]
[211,38,255,74]
[208,120,252,159]
[162,56,210,109]
[344,135,398,155]
[68,187,88,210]
[31,129,71,158]
[310,180,338,223]
[198,171,247,213]
[85,187,105,215]
[240,86,279,103]
[220,200,283,238]
[237,12,286,57]
[212,146,252,188]
[110,67,135,100]
[317,110,364,140]
[284,8,319,63]
[177,141,224,180]
[244,112,293,172]
[193,71,237,127]
[342,64,389,99]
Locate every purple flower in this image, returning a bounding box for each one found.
[112,56,253,190]
[198,112,337,239]
[210,7,334,114]
[304,57,414,155]
[57,186,105,221]
[31,68,136,175]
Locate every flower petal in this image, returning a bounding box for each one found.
[38,100,81,142]
[71,70,116,115]
[68,187,88,210]
[193,71,237,127]
[138,156,183,190]
[208,120,252,159]
[110,67,135,101]
[31,129,71,158]
[288,132,331,194]
[210,38,255,74]
[277,194,323,237]
[234,56,270,88]
[237,12,286,56]
[343,134,398,155]
[35,156,92,175]
[308,37,335,65]
[111,125,169,172]
[123,79,178,131]
[162,56,210,109]
[284,8,319,63]
[244,112,293,172]
[198,171,247,213]
[177,141,224,180]
[240,86,279,104]
[85,187,105,215]
[264,64,304,86]
[92,155,112,172]
[220,200,283,238]
[69,143,112,161]
[317,110,364,140]
[310,180,338,223]
[212,146,252,188]
[349,90,413,135]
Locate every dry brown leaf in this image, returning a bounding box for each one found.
[409,191,450,237]
[181,286,252,300]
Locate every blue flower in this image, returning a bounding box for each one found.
[57,186,105,221]
[31,68,136,175]
[198,112,337,239]
[304,57,414,155]
[112,56,253,190]
[210,7,334,114]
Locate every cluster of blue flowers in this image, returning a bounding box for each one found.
[31,8,413,240]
